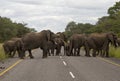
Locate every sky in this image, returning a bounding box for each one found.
[0,0,119,33]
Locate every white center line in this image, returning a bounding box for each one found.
[69,72,75,79]
[63,61,67,66]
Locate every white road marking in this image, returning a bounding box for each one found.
[63,61,67,66]
[69,72,75,79]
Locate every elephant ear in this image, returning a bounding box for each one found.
[107,32,117,47]
[106,33,114,42]
[46,30,52,41]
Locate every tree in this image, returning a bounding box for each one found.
[65,21,76,32]
[108,1,120,19]
[65,21,95,38]
[0,16,36,42]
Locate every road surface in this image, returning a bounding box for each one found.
[0,49,120,81]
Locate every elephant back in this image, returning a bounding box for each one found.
[70,34,86,46]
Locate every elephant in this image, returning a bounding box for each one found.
[3,37,23,58]
[46,36,67,56]
[10,38,24,58]
[85,32,117,57]
[20,30,56,59]
[69,34,86,56]
[3,40,17,57]
[64,40,70,56]
[53,37,64,56]
[56,32,67,42]
[47,41,56,56]
[117,38,120,46]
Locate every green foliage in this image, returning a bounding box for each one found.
[96,15,120,33]
[108,1,120,19]
[0,44,6,61]
[0,16,36,42]
[65,1,120,38]
[64,1,120,58]
[65,21,77,32]
[109,46,120,58]
[65,22,95,37]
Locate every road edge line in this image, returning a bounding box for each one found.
[0,53,30,77]
[98,57,120,67]
[0,59,23,77]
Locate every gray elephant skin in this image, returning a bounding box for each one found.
[85,32,117,57]
[3,38,23,58]
[69,34,86,56]
[21,30,56,59]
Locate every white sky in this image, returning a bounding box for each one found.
[0,0,119,32]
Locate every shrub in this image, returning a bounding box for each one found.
[109,46,120,58]
[0,44,6,61]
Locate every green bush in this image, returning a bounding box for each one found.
[109,46,120,58]
[0,44,6,61]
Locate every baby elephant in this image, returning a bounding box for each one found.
[3,38,23,58]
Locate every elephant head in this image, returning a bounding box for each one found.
[117,38,120,46]
[106,32,117,47]
[3,40,17,57]
[42,30,56,42]
[56,32,67,42]
[40,30,51,41]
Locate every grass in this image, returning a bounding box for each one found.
[0,43,6,61]
[109,46,120,58]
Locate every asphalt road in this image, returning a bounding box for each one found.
[0,49,120,81]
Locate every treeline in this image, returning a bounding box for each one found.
[65,1,120,38]
[0,16,36,42]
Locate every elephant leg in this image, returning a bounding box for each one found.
[51,49,54,56]
[100,50,103,57]
[101,50,105,57]
[72,49,74,56]
[56,48,58,56]
[11,48,17,58]
[59,46,61,54]
[17,50,21,58]
[57,49,60,55]
[84,47,91,57]
[73,48,76,56]
[11,50,16,58]
[64,46,66,56]
[56,46,60,56]
[77,47,80,56]
[42,49,48,58]
[28,49,34,59]
[105,45,109,57]
[47,49,51,56]
[105,50,109,57]
[105,47,109,57]
[49,50,51,56]
[8,51,12,57]
[69,48,72,56]
[18,50,25,59]
[96,50,99,56]
[59,46,62,55]
[93,49,97,57]
[69,45,73,56]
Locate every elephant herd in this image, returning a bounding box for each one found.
[2,30,120,59]
[2,30,66,59]
[68,33,118,57]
